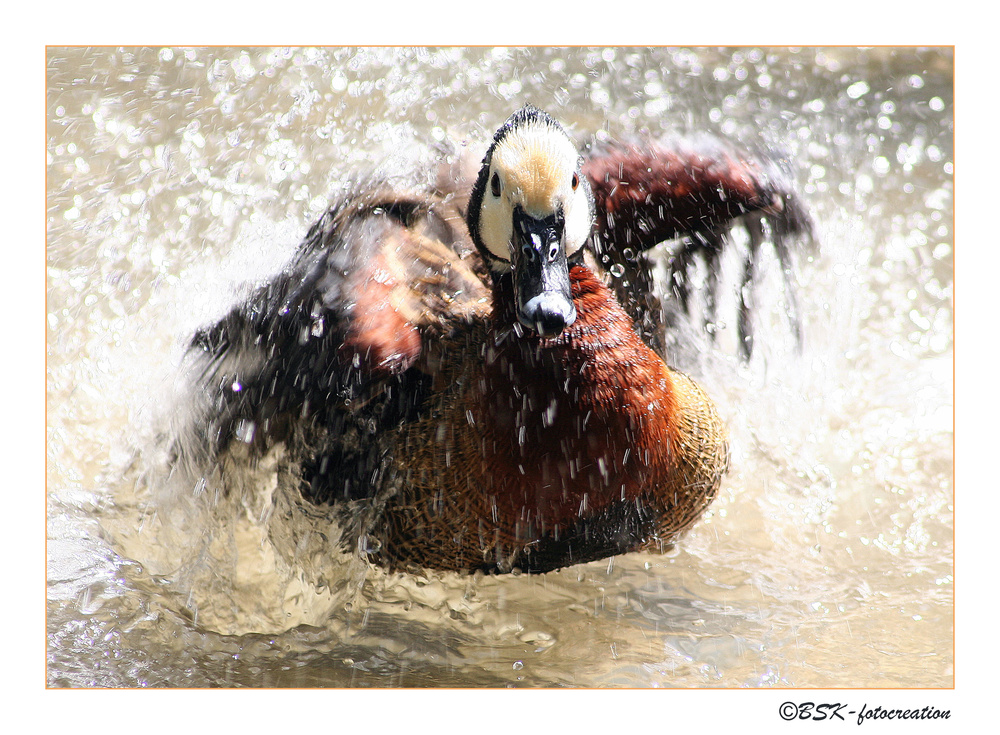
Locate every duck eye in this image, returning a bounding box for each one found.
[571,172,579,190]
[490,172,501,197]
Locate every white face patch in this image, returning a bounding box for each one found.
[477,121,591,265]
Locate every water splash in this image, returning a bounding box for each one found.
[47,47,952,688]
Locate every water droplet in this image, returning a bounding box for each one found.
[846,80,869,99]
[512,661,523,670]
[609,263,625,278]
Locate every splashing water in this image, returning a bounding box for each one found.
[47,47,952,688]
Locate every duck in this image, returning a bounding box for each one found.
[186,105,811,574]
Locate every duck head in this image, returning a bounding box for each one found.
[467,105,595,337]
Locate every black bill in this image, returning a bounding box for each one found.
[512,206,577,336]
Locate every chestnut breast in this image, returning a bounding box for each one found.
[381,262,723,572]
[472,264,678,536]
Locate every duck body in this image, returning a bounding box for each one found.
[382,262,726,572]
[186,106,808,574]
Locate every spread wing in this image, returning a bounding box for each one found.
[186,183,489,469]
[582,135,814,357]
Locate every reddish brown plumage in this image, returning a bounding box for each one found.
[479,265,678,528]
[583,141,779,252]
[378,263,727,573]
[340,231,422,372]
[337,200,489,374]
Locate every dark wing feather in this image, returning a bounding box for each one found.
[583,135,810,249]
[186,184,489,481]
[582,135,814,356]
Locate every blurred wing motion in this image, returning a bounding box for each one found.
[187,184,490,500]
[583,135,814,357]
